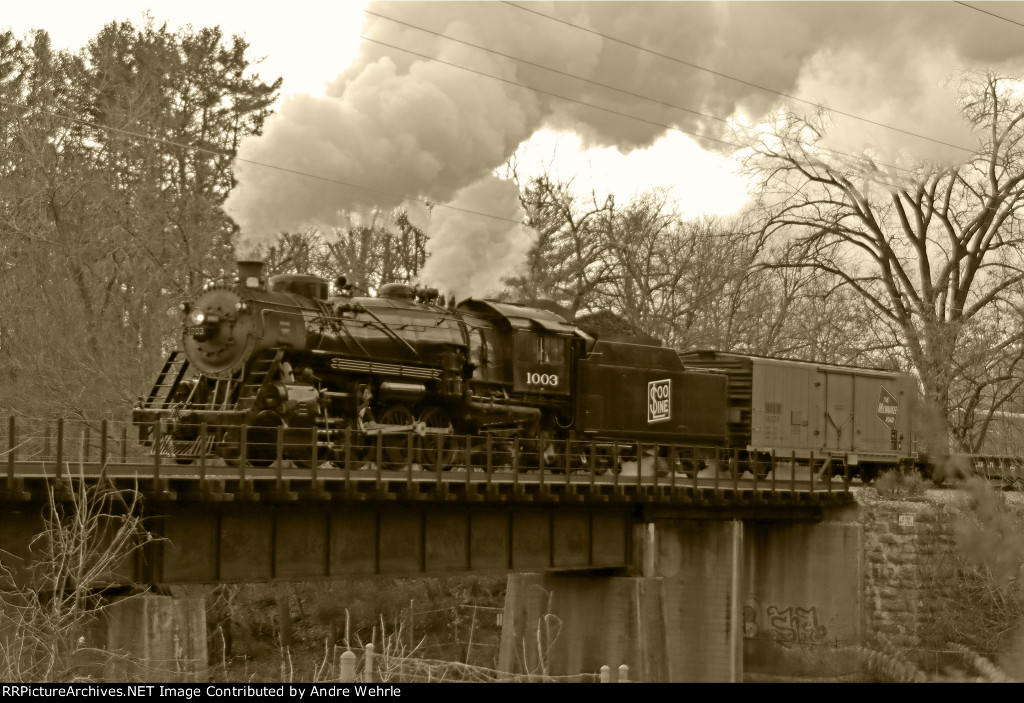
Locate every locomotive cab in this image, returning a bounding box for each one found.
[512,328,570,397]
[456,299,579,402]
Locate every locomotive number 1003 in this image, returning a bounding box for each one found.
[526,372,559,387]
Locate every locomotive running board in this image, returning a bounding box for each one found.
[360,422,452,435]
[312,351,440,380]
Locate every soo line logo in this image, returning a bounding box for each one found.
[648,379,671,423]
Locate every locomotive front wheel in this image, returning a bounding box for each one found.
[377,405,417,469]
[417,406,456,470]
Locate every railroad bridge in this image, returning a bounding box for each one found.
[0,418,852,580]
[0,416,872,681]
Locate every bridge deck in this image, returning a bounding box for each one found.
[0,417,864,585]
[0,416,859,506]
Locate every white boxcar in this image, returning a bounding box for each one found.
[679,351,920,478]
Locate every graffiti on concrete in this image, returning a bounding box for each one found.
[742,602,760,637]
[744,599,829,644]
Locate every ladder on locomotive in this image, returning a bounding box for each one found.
[145,350,189,409]
[236,350,285,410]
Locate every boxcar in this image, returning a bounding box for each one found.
[679,351,920,479]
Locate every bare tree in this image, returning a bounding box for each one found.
[0,24,279,420]
[309,208,429,294]
[742,72,1024,452]
[505,170,613,316]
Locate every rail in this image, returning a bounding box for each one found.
[7,417,1024,493]
[0,416,869,504]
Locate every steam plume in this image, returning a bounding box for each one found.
[419,176,530,298]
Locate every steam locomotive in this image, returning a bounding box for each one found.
[133,261,731,472]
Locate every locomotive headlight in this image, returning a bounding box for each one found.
[188,309,206,326]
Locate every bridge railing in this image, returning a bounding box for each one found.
[0,416,860,498]
[963,454,1024,489]
[0,417,149,473]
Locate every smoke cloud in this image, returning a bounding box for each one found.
[419,176,531,298]
[224,1,1024,292]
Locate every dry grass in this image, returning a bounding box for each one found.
[0,464,158,681]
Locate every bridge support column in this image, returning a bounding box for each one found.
[741,508,864,677]
[105,595,207,682]
[640,518,744,682]
[497,573,668,681]
[497,519,743,682]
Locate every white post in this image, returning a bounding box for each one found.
[618,664,629,682]
[338,650,356,683]
[364,643,376,683]
[600,665,610,683]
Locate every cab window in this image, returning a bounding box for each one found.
[470,329,485,368]
[536,336,566,364]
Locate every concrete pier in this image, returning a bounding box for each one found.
[105,596,207,682]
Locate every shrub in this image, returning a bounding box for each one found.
[874,468,928,500]
[0,472,157,681]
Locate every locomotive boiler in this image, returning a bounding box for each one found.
[133,261,730,470]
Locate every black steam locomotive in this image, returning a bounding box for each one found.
[133,261,729,471]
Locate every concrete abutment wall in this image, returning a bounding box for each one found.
[498,520,745,682]
[105,596,208,682]
[498,498,935,682]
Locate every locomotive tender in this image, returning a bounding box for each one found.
[134,261,729,470]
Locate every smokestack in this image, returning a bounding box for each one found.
[237,260,267,290]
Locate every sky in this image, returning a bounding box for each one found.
[1,1,748,214]
[6,2,1024,295]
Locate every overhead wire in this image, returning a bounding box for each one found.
[954,1,1024,29]
[358,35,735,153]
[359,11,1024,216]
[500,0,977,154]
[363,8,925,177]
[0,97,524,226]
[358,34,947,196]
[0,28,976,234]
[363,8,729,127]
[3,4,1008,230]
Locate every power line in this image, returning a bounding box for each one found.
[0,23,996,233]
[955,1,1024,29]
[500,0,976,154]
[361,34,934,195]
[363,8,920,177]
[0,98,525,227]
[364,8,727,126]
[359,35,736,153]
